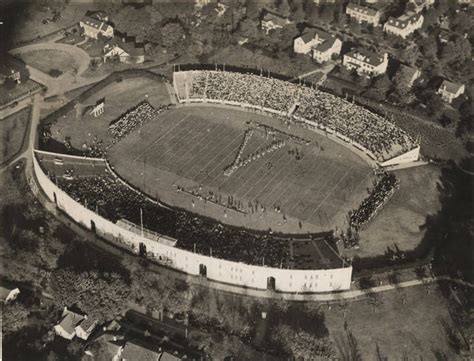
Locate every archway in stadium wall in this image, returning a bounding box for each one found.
[53,192,57,205]
[199,264,207,277]
[139,242,147,257]
[90,220,96,234]
[267,276,276,290]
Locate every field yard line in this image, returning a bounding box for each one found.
[132,113,191,162]
[296,165,347,216]
[258,161,300,204]
[149,119,208,165]
[284,166,337,216]
[174,122,225,163]
[310,167,353,217]
[188,128,244,179]
[251,153,297,201]
[233,149,287,199]
[172,122,229,172]
[193,136,245,182]
[276,157,333,209]
[239,149,286,203]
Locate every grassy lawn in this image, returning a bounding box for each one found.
[20,50,78,77]
[0,107,31,166]
[47,76,172,150]
[352,164,442,258]
[325,285,458,359]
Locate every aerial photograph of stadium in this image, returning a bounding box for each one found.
[0,0,472,360]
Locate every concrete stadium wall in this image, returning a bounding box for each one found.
[33,150,352,293]
[173,71,421,168]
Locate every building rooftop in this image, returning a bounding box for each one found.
[346,3,380,17]
[121,341,161,361]
[59,309,85,335]
[440,80,464,94]
[81,15,112,32]
[397,64,420,81]
[262,11,289,27]
[345,48,386,67]
[386,11,422,29]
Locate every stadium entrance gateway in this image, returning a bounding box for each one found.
[267,276,276,290]
[90,220,96,234]
[139,242,147,257]
[199,264,207,277]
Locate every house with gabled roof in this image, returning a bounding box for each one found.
[294,28,342,63]
[261,11,291,34]
[346,3,381,26]
[103,35,145,64]
[384,11,424,38]
[343,47,388,77]
[75,315,99,340]
[438,80,465,103]
[407,0,435,12]
[0,285,20,304]
[79,12,114,40]
[395,64,421,89]
[54,307,85,340]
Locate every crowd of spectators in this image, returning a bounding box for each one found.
[108,100,168,141]
[349,172,399,229]
[55,173,299,268]
[181,70,417,162]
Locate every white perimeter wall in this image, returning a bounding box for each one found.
[33,151,352,293]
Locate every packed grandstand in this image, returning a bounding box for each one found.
[48,170,343,270]
[173,70,419,164]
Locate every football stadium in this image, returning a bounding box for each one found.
[33,69,422,293]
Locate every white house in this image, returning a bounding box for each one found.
[438,80,465,103]
[103,37,145,64]
[0,286,20,304]
[75,316,98,340]
[79,15,114,40]
[407,0,435,12]
[384,11,424,38]
[261,12,290,34]
[343,48,388,77]
[294,29,342,63]
[54,307,85,340]
[346,3,381,26]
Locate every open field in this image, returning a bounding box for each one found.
[325,284,459,359]
[355,164,442,258]
[109,105,373,234]
[48,76,172,150]
[20,50,77,77]
[0,107,31,166]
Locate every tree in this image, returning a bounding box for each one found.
[276,0,290,17]
[440,37,471,64]
[272,324,337,360]
[51,269,130,322]
[160,21,187,50]
[417,35,438,59]
[319,5,335,24]
[237,17,260,42]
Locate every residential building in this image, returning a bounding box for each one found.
[343,48,388,77]
[346,3,381,26]
[407,0,435,12]
[115,341,162,361]
[261,11,290,34]
[0,286,20,304]
[438,80,465,103]
[75,316,98,340]
[79,13,114,40]
[103,36,145,64]
[395,64,421,88]
[0,54,29,85]
[54,307,85,340]
[294,29,342,63]
[384,11,424,38]
[313,0,336,4]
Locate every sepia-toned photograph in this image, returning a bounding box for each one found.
[0,0,472,360]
